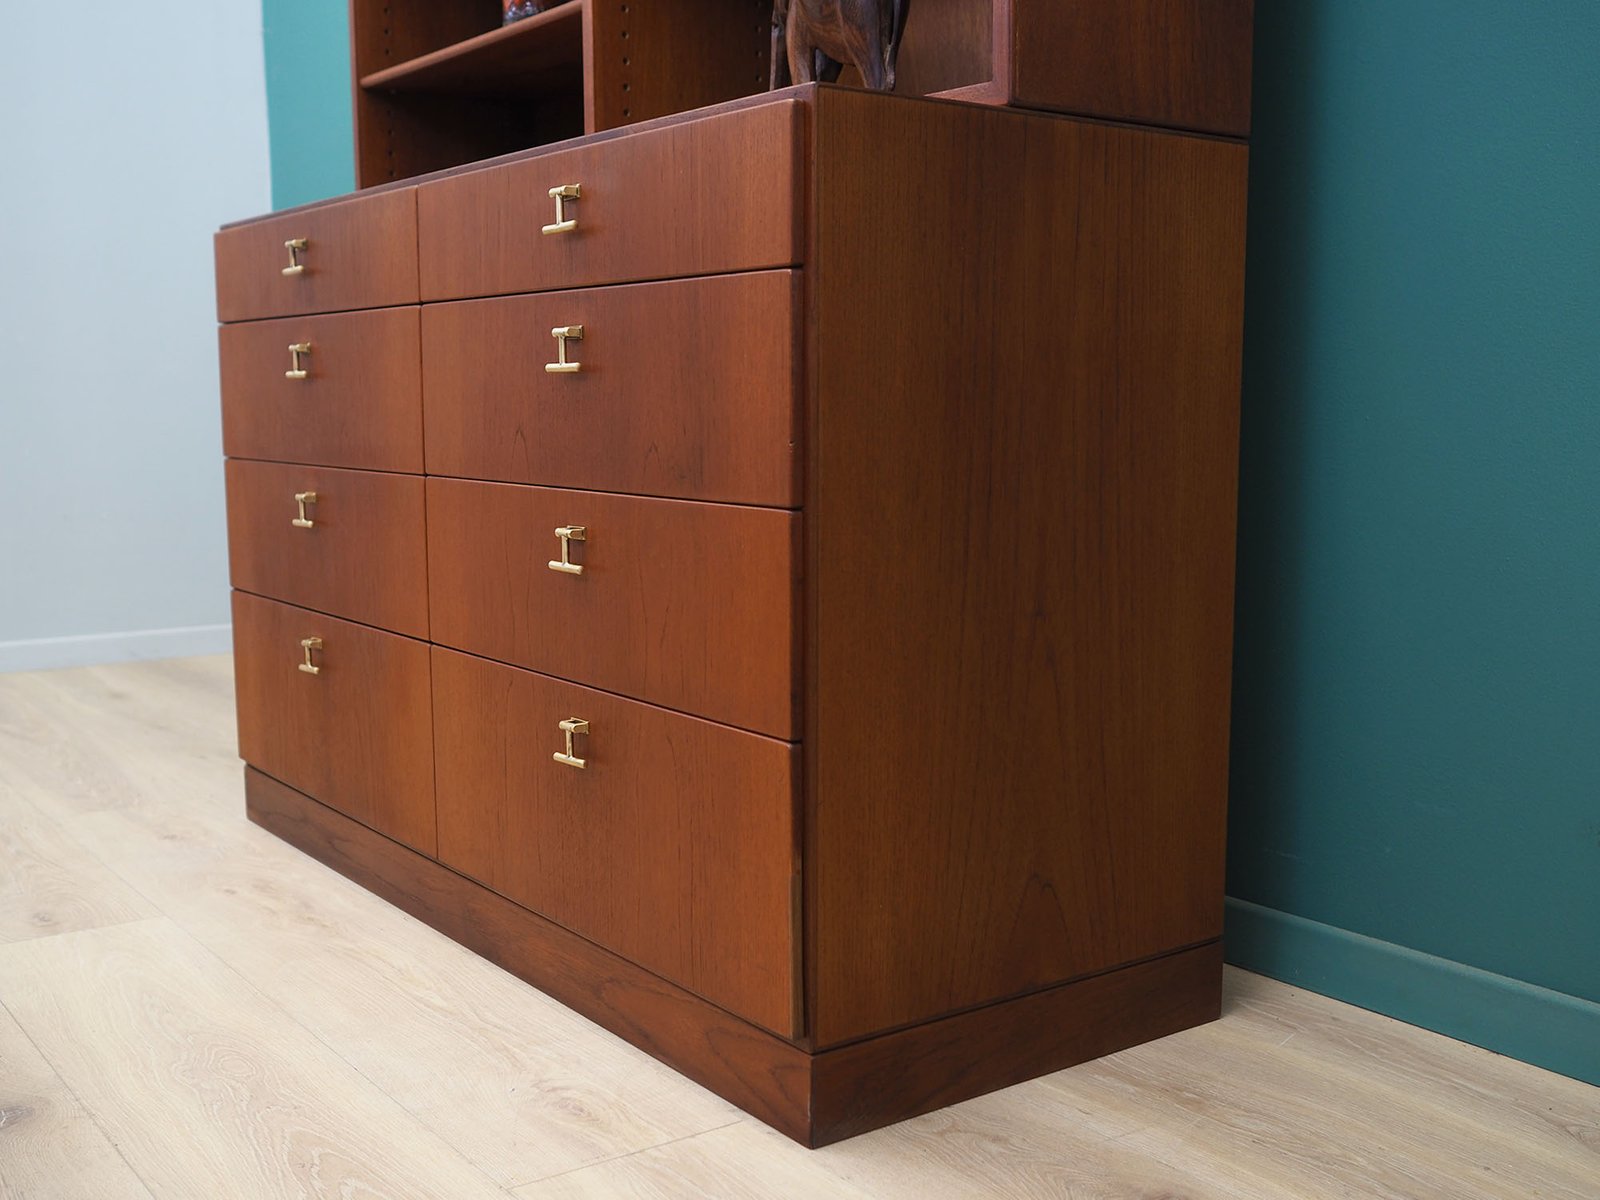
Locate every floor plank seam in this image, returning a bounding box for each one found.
[3,712,729,1194]
[509,1117,748,1190]
[6,789,172,934]
[0,914,156,949]
[151,910,518,1196]
[6,658,1600,1199]
[0,992,159,1199]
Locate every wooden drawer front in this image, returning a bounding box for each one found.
[427,479,799,738]
[432,647,799,1036]
[219,308,423,472]
[417,100,802,300]
[423,272,800,505]
[215,188,418,322]
[226,460,428,638]
[231,592,435,855]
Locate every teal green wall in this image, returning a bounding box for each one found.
[1229,0,1600,1081]
[263,0,354,208]
[257,0,1600,1081]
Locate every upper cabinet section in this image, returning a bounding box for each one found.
[347,0,1253,190]
[350,0,774,187]
[892,0,1253,136]
[1008,0,1255,137]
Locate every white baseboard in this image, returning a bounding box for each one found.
[0,624,233,674]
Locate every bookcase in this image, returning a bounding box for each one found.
[348,0,1253,186]
[218,0,1256,1147]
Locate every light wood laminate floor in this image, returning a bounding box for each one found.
[0,656,1595,1198]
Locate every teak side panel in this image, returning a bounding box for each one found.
[225,461,429,639]
[426,479,800,739]
[219,307,424,473]
[432,649,800,1037]
[1011,0,1256,138]
[244,767,815,1144]
[416,100,802,300]
[422,272,802,506]
[232,593,435,855]
[214,188,419,322]
[806,90,1249,1046]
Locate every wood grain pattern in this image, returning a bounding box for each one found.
[360,2,583,94]
[4,657,1598,1195]
[1012,0,1256,138]
[219,307,423,472]
[584,0,771,134]
[417,99,802,300]
[60,802,742,1187]
[798,3,1253,136]
[226,460,429,638]
[347,0,497,78]
[432,648,800,1037]
[345,0,770,184]
[246,768,816,1146]
[347,2,551,188]
[426,479,800,738]
[0,657,238,826]
[237,86,804,223]
[231,592,436,855]
[512,1042,1282,1200]
[0,653,746,1188]
[809,942,1222,1146]
[804,89,1249,1046]
[0,1002,155,1200]
[1221,973,1600,1169]
[0,919,506,1199]
[1043,975,1599,1200]
[355,88,588,191]
[213,187,418,322]
[1092,1043,1532,1197]
[512,1122,876,1200]
[521,1025,1600,1200]
[422,271,801,506]
[246,773,1226,1148]
[0,800,153,944]
[891,0,996,98]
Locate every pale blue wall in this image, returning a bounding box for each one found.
[0,4,272,670]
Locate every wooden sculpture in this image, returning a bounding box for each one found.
[771,0,912,91]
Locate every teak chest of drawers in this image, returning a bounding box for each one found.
[215,84,1248,1146]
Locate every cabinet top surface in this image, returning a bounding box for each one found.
[223,85,818,230]
[220,82,1246,231]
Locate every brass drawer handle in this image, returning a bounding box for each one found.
[282,238,308,276]
[554,717,589,769]
[298,637,323,675]
[546,325,584,374]
[548,525,585,575]
[286,342,312,380]
[292,491,317,529]
[542,184,581,235]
